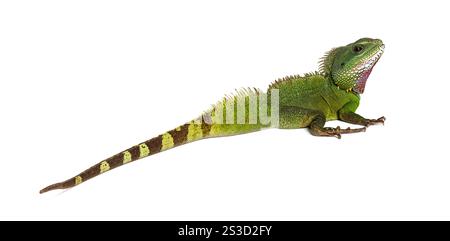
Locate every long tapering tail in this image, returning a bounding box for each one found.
[39,121,264,194]
[40,88,272,194]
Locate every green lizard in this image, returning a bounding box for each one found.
[40,38,385,194]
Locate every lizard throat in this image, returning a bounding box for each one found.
[353,45,384,94]
[354,64,374,93]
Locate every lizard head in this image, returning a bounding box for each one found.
[320,38,384,94]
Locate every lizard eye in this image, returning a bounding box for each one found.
[353,45,364,53]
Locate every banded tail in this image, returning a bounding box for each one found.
[40,88,273,193]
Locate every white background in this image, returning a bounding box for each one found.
[1,0,449,220]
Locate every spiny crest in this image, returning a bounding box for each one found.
[205,87,263,113]
[269,74,301,89]
[304,71,321,77]
[268,72,320,89]
[319,48,337,76]
[226,87,262,100]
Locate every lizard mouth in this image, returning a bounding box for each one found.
[353,44,384,93]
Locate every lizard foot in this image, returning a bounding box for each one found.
[364,116,386,127]
[323,126,367,139]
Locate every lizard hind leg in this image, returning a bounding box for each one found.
[308,114,366,139]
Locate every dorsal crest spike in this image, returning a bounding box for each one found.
[268,72,323,89]
[203,87,264,115]
[319,47,337,75]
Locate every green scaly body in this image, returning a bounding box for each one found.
[40,38,385,194]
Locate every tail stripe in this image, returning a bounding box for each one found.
[144,136,162,155]
[168,123,190,145]
[128,145,141,162]
[99,161,110,173]
[123,151,132,164]
[187,123,203,141]
[138,143,150,158]
[161,133,174,151]
[75,176,83,185]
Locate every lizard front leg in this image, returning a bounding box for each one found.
[279,106,365,138]
[308,113,366,139]
[338,102,385,127]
